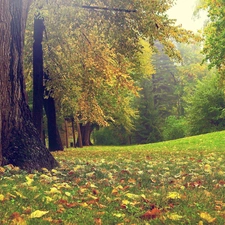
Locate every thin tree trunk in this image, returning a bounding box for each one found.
[76,121,83,148]
[0,0,58,170]
[64,119,69,148]
[33,17,45,140]
[44,96,64,151]
[71,118,76,147]
[80,122,93,146]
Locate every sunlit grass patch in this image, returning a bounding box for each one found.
[1,131,225,224]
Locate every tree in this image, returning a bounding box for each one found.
[23,0,198,147]
[133,77,162,144]
[0,0,58,170]
[185,74,225,135]
[199,0,225,71]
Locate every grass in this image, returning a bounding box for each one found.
[1,130,225,224]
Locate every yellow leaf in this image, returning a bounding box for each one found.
[73,165,82,171]
[42,168,49,173]
[167,213,183,221]
[26,176,34,186]
[14,191,27,199]
[80,202,89,208]
[204,164,212,174]
[125,193,140,199]
[200,212,216,223]
[0,194,4,201]
[166,192,181,199]
[113,213,125,218]
[122,199,130,205]
[30,210,49,218]
[198,221,204,225]
[45,187,61,195]
[51,169,58,174]
[44,196,53,203]
[65,192,71,197]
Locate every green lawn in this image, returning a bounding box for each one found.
[1,131,225,224]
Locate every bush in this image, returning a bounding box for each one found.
[163,116,187,141]
[92,126,129,146]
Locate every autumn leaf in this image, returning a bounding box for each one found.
[0,167,6,174]
[113,213,125,218]
[125,193,140,199]
[30,210,49,218]
[167,213,183,221]
[94,218,102,225]
[45,187,61,195]
[0,194,4,201]
[200,212,216,223]
[140,208,161,220]
[166,192,181,200]
[10,212,27,225]
[25,176,34,186]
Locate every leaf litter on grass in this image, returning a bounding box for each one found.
[0,146,225,224]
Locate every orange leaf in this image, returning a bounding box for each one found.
[94,218,102,225]
[140,208,161,220]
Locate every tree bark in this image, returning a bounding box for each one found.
[0,0,58,171]
[33,17,44,140]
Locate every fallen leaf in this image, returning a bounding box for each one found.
[10,212,26,225]
[125,193,140,199]
[0,167,6,173]
[94,218,102,225]
[140,208,161,220]
[200,212,216,223]
[166,192,181,200]
[0,194,4,201]
[167,213,183,221]
[30,210,49,218]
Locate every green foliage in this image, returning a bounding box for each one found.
[185,73,225,135]
[200,0,225,71]
[133,78,162,144]
[162,116,187,141]
[92,126,130,146]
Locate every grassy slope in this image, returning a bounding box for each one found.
[1,131,225,224]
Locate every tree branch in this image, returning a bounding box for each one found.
[75,5,137,13]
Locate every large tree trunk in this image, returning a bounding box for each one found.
[33,17,44,140]
[0,0,58,171]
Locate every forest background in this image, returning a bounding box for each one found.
[22,0,225,150]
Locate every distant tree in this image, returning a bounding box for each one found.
[133,78,162,144]
[185,74,225,135]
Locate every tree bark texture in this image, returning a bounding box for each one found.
[0,0,58,170]
[33,17,44,140]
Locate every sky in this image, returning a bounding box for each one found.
[167,0,208,32]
